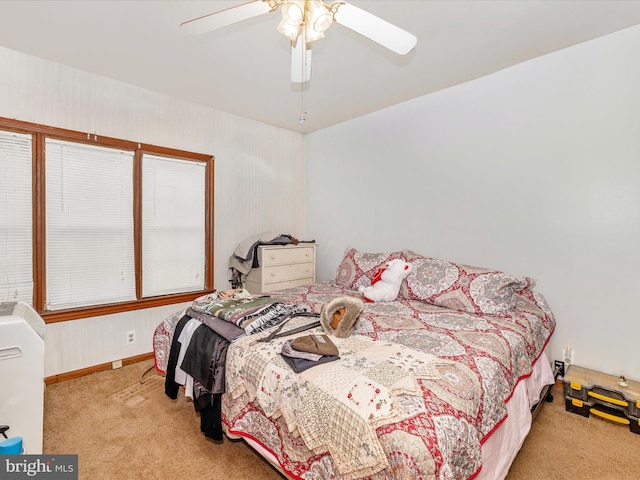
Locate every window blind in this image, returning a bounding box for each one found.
[0,130,33,304]
[142,154,206,297]
[45,139,136,310]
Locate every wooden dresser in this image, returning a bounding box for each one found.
[245,243,316,294]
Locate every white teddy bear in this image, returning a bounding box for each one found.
[358,258,412,303]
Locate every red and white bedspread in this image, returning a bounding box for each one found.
[153,281,555,480]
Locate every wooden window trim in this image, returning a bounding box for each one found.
[0,116,215,323]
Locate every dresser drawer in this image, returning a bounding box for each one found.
[262,262,314,285]
[259,245,315,266]
[260,277,315,293]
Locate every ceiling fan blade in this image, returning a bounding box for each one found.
[291,33,312,83]
[334,2,417,55]
[181,0,273,35]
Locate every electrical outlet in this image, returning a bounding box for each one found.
[554,360,565,377]
[126,330,136,344]
[112,359,122,369]
[562,347,575,365]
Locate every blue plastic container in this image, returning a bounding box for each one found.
[0,436,23,454]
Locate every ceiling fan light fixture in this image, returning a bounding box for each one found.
[277,18,302,41]
[277,1,305,40]
[280,1,304,24]
[277,0,336,44]
[304,23,325,43]
[305,1,333,42]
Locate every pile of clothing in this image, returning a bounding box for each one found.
[163,290,365,441]
[281,334,340,373]
[192,289,309,335]
[164,288,310,441]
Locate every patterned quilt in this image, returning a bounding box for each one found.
[154,282,555,480]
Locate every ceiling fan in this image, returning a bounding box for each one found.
[181,0,417,83]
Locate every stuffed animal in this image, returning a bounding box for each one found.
[358,259,412,303]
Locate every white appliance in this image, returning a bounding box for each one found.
[0,302,45,454]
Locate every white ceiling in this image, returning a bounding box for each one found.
[1,1,640,134]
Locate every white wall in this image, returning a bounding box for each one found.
[0,46,306,376]
[4,24,640,380]
[305,25,640,380]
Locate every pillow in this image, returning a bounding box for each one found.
[401,249,428,262]
[399,255,534,315]
[334,247,405,290]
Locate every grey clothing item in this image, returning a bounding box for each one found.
[281,354,339,373]
[228,232,293,275]
[234,231,282,260]
[185,307,245,342]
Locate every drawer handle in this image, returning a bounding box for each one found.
[570,381,582,391]
[0,346,23,361]
[572,398,583,408]
[588,391,628,407]
[589,408,630,425]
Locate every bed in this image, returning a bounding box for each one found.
[153,248,556,480]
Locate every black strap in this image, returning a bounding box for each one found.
[255,312,320,343]
[264,320,321,340]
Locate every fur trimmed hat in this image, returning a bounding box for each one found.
[320,296,364,338]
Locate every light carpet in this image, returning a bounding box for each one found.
[43,360,640,480]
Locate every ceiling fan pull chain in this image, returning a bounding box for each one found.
[299,84,306,124]
[299,73,308,123]
[299,30,307,124]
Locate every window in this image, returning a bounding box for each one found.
[141,153,206,297]
[45,139,137,310]
[0,130,33,304]
[0,117,214,322]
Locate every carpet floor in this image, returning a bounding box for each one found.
[43,360,640,480]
